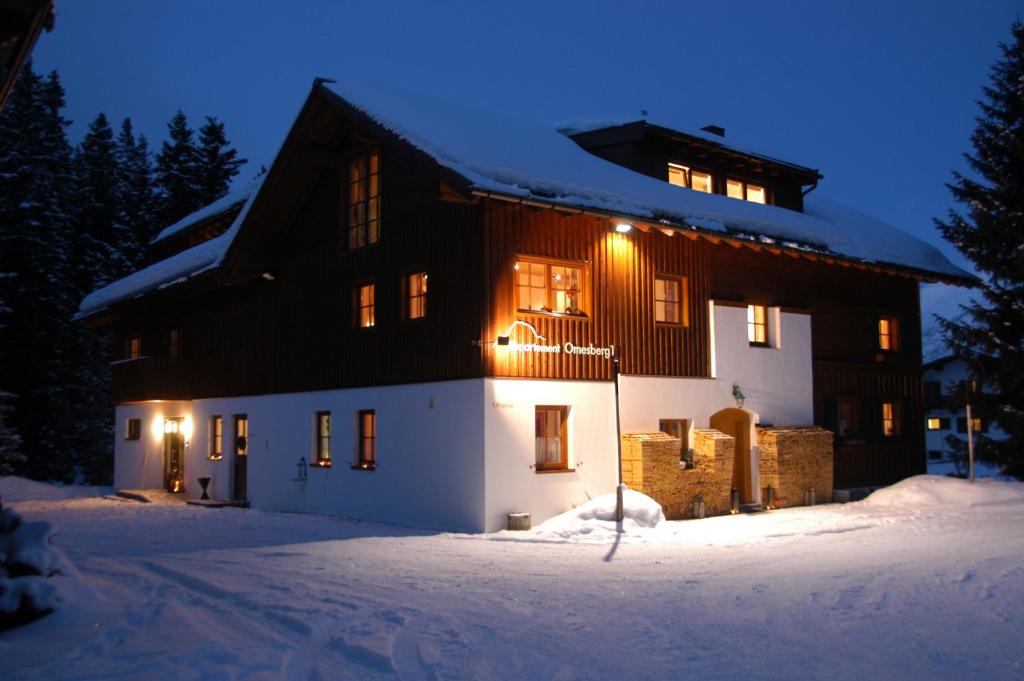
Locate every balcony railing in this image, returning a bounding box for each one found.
[111,357,192,403]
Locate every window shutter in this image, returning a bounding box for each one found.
[869,314,880,351]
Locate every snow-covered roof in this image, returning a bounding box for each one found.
[323,81,970,280]
[555,116,816,172]
[75,176,265,319]
[151,176,263,245]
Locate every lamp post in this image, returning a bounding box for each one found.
[965,379,977,483]
[614,357,624,523]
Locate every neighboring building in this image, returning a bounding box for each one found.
[922,355,1006,463]
[77,81,972,531]
[0,0,54,111]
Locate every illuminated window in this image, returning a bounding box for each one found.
[169,328,182,359]
[926,417,942,431]
[209,415,223,460]
[659,418,691,466]
[125,418,141,441]
[347,151,380,249]
[878,316,899,351]
[357,283,375,328]
[882,402,901,437]
[127,335,142,360]
[727,179,767,204]
[407,272,427,320]
[747,304,768,345]
[357,410,376,470]
[667,163,713,193]
[315,411,331,466]
[514,258,586,315]
[957,417,985,434]
[655,275,687,325]
[535,406,568,471]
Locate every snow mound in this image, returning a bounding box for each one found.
[532,489,665,539]
[863,474,1024,508]
[0,477,109,502]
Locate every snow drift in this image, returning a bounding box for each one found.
[530,489,665,540]
[863,474,1024,508]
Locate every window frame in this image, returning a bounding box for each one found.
[126,335,142,360]
[667,162,714,194]
[882,401,901,438]
[659,418,692,466]
[925,417,942,431]
[654,274,688,326]
[726,177,769,204]
[125,418,141,441]
[346,149,381,250]
[208,415,223,460]
[355,409,376,470]
[406,271,428,321]
[747,304,769,346]
[356,282,376,329]
[169,327,182,359]
[315,411,332,467]
[878,316,899,352]
[514,255,590,318]
[535,405,570,473]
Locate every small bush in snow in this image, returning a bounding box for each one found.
[0,495,63,630]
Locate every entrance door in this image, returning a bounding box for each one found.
[233,415,248,501]
[163,418,185,492]
[710,408,754,503]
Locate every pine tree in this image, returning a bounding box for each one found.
[935,21,1024,479]
[114,118,156,267]
[73,112,125,291]
[196,116,246,206]
[0,65,79,482]
[155,109,201,229]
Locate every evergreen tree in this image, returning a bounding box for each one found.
[114,118,156,266]
[155,109,201,228]
[935,21,1024,479]
[72,112,125,291]
[196,116,246,206]
[0,65,79,482]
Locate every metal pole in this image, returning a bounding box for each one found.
[614,357,624,523]
[966,401,975,483]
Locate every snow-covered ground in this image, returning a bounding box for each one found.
[1,475,1023,680]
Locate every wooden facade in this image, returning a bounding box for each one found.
[99,83,958,489]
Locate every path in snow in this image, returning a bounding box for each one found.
[1,477,1022,680]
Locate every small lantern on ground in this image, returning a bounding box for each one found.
[805,487,816,506]
[730,488,740,514]
[764,485,776,510]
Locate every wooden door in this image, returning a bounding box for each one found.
[710,408,753,503]
[233,415,248,501]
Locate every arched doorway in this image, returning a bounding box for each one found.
[710,407,756,504]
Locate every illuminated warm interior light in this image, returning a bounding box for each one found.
[615,223,633,234]
[690,171,713,193]
[668,163,689,188]
[727,179,744,200]
[926,418,941,430]
[164,419,178,434]
[746,184,766,204]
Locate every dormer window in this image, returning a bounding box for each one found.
[726,179,767,204]
[667,163,713,194]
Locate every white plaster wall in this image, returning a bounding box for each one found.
[114,401,193,491]
[184,379,487,532]
[483,379,617,532]
[620,305,813,434]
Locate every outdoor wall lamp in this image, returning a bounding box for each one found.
[732,384,745,409]
[614,222,633,234]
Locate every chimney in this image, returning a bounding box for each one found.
[701,124,726,138]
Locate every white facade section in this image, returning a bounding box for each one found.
[112,305,815,532]
[114,401,192,490]
[483,379,617,532]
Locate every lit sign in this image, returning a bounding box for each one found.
[496,319,616,359]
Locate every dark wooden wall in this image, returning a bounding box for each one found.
[708,243,925,487]
[482,202,711,380]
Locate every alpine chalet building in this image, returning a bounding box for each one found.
[77,81,973,531]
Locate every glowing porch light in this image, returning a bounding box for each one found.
[614,222,633,234]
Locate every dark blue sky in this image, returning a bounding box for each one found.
[32,1,1021,272]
